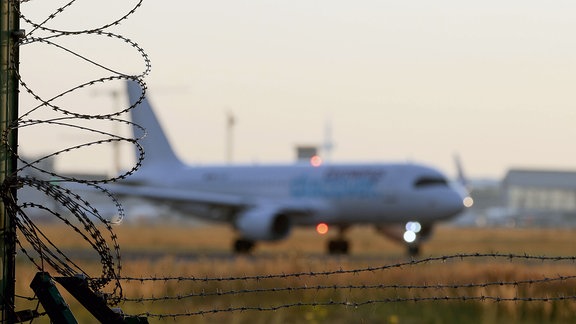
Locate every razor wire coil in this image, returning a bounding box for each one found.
[1,0,150,309]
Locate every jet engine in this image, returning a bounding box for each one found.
[235,205,292,241]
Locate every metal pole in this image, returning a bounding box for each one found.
[0,0,20,322]
[226,111,234,164]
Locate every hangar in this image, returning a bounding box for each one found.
[502,169,576,226]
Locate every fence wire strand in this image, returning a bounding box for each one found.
[115,252,576,319]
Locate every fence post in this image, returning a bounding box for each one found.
[0,0,20,322]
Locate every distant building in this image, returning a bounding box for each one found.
[295,145,318,162]
[502,169,576,227]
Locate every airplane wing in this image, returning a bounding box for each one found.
[108,183,331,240]
[100,183,249,208]
[67,181,327,219]
[60,181,327,243]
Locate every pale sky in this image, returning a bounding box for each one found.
[16,1,576,179]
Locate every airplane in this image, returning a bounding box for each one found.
[99,80,472,256]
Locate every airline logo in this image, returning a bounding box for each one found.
[290,168,385,198]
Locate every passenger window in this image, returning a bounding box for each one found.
[414,177,448,188]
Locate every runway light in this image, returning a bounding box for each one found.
[403,230,417,243]
[463,196,474,208]
[316,223,329,235]
[310,155,322,167]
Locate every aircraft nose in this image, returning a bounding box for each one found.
[448,189,472,215]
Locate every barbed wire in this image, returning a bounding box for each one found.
[9,250,576,320]
[19,0,143,36]
[114,252,576,320]
[119,252,576,282]
[121,275,576,302]
[133,295,576,320]
[1,0,150,315]
[10,177,124,295]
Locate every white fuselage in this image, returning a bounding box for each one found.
[128,161,466,227]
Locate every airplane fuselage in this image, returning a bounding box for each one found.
[128,162,466,227]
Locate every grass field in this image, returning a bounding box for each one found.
[12,223,576,323]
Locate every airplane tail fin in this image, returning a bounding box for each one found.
[127,80,185,172]
[454,153,475,208]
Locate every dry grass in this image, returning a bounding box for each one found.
[13,223,576,323]
[24,222,576,255]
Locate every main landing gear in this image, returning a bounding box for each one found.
[403,221,427,257]
[233,238,255,254]
[327,226,350,254]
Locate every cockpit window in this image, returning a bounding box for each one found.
[414,176,448,188]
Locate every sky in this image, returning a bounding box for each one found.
[15,1,576,179]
